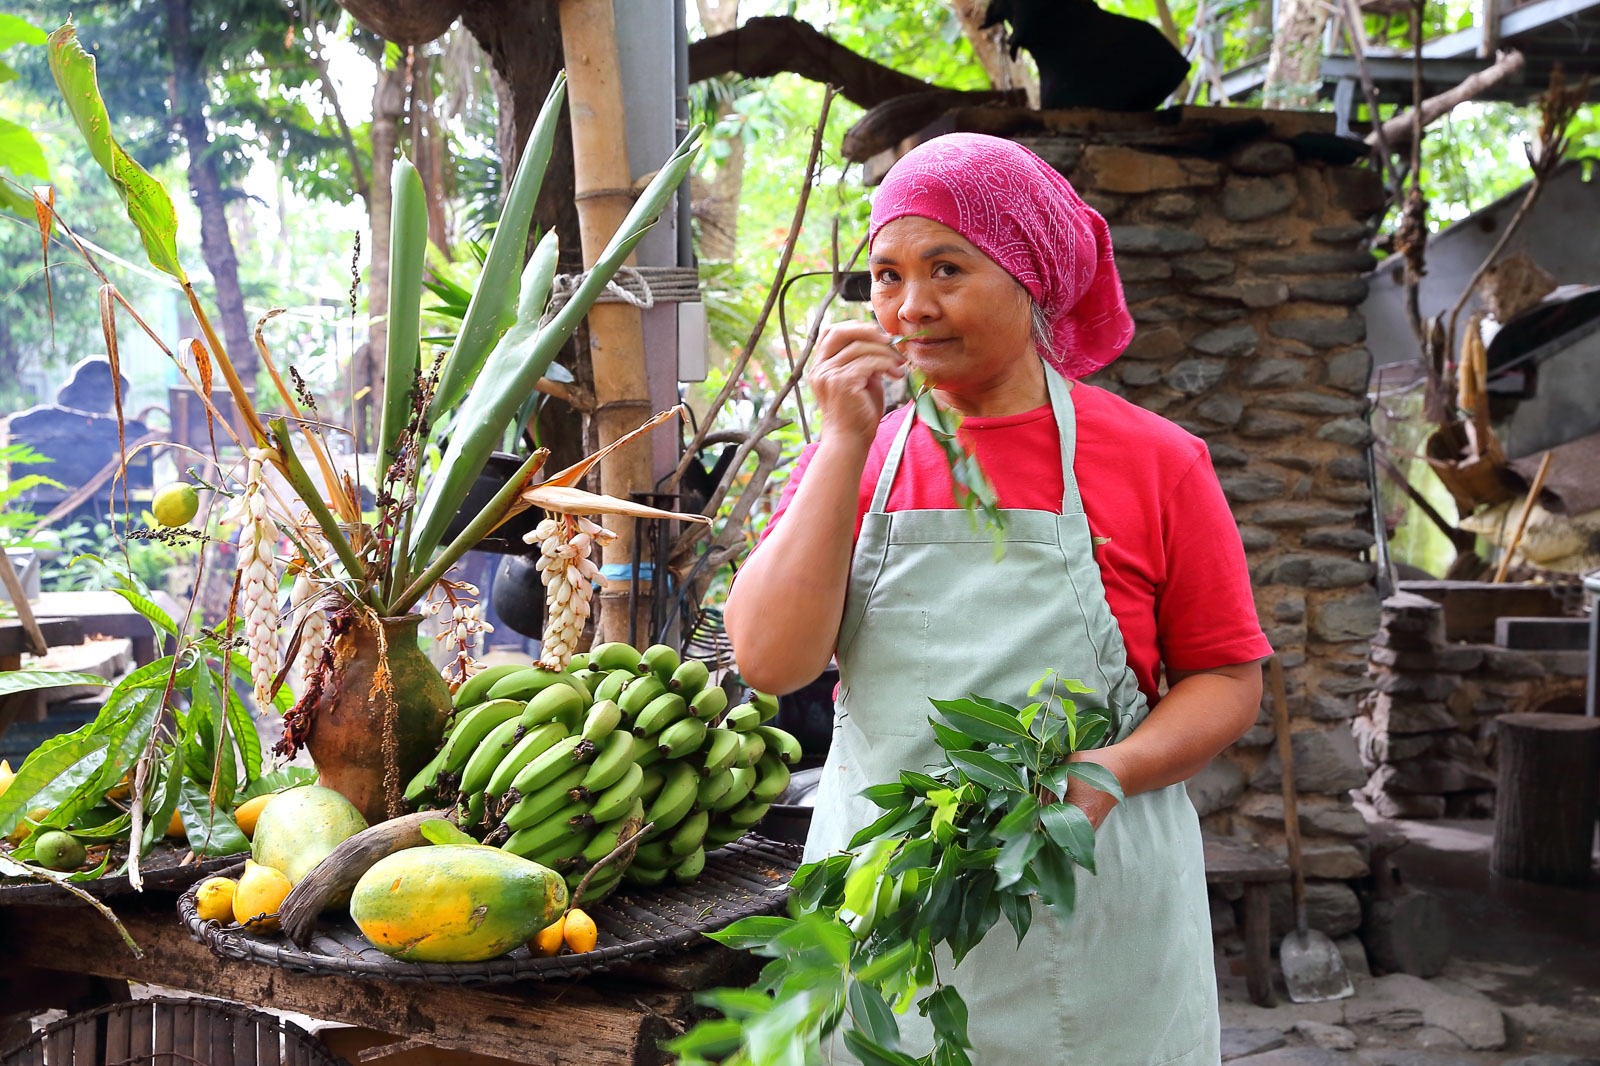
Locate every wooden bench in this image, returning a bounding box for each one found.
[1203,833,1291,1008]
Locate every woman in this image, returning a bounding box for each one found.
[725,133,1271,1064]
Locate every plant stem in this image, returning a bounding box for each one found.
[389,449,550,614]
[267,419,380,610]
[184,286,269,445]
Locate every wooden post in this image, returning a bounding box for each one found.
[558,0,654,645]
[1492,713,1600,884]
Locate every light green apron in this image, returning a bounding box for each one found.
[804,366,1220,1065]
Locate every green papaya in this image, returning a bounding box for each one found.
[350,844,568,962]
[250,785,368,886]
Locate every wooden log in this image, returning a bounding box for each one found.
[278,810,436,947]
[1492,712,1600,884]
[0,901,690,1066]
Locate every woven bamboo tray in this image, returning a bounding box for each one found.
[0,841,239,906]
[0,995,343,1066]
[178,834,799,985]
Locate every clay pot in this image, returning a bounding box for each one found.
[305,613,450,824]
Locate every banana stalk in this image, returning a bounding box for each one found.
[379,157,428,476]
[407,126,703,570]
[429,73,568,418]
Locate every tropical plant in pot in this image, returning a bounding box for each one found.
[35,24,708,824]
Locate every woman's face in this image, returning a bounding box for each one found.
[869,215,1036,393]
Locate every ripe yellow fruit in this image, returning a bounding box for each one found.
[195,877,237,923]
[529,914,566,957]
[166,809,186,838]
[233,860,293,933]
[233,794,272,838]
[152,482,200,527]
[0,759,13,800]
[562,908,598,954]
[7,806,52,846]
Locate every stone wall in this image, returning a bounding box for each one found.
[881,107,1388,935]
[1356,591,1590,818]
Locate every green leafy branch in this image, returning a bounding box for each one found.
[667,672,1124,1066]
[904,368,1008,561]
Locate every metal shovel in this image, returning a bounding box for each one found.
[1270,655,1354,1002]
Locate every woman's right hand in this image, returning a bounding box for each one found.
[809,321,907,447]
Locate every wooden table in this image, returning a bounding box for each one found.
[1203,833,1291,1009]
[0,895,755,1065]
[0,615,85,738]
[34,591,168,667]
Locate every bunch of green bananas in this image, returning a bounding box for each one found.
[403,642,801,905]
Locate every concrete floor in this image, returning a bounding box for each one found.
[1219,814,1600,1064]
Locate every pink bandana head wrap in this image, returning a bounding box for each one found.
[869,133,1135,378]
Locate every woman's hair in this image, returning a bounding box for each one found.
[1029,299,1057,363]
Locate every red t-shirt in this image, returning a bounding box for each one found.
[755,383,1272,706]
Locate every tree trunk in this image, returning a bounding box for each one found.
[460,0,580,255]
[460,0,588,491]
[558,0,654,645]
[1492,713,1600,884]
[364,57,408,453]
[695,0,744,261]
[943,0,1039,106]
[411,51,453,257]
[164,0,255,382]
[1262,0,1330,109]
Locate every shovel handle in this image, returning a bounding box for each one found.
[1269,654,1309,931]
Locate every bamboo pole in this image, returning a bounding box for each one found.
[558,0,655,644]
[1492,451,1553,583]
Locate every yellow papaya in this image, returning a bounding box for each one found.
[250,785,368,886]
[350,845,568,963]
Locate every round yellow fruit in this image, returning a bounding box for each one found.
[166,808,186,838]
[232,794,272,838]
[7,807,52,846]
[529,914,566,957]
[563,908,598,954]
[233,860,292,933]
[152,482,200,527]
[195,876,237,923]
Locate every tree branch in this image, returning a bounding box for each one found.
[1368,49,1525,151]
[688,15,932,107]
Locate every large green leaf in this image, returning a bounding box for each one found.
[947,750,1025,793]
[234,766,316,802]
[928,698,1030,745]
[105,584,179,639]
[378,156,427,472]
[0,734,110,837]
[1040,803,1097,874]
[847,981,899,1053]
[45,22,186,281]
[0,117,48,180]
[708,915,797,951]
[430,73,568,417]
[176,779,249,857]
[409,125,703,565]
[0,670,113,697]
[0,13,44,50]
[1042,760,1125,803]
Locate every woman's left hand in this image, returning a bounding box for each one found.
[1051,746,1128,830]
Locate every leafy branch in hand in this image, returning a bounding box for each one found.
[668,672,1124,1066]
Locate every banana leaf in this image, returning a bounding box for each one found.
[45,23,185,281]
[379,156,427,473]
[430,73,568,418]
[407,127,703,570]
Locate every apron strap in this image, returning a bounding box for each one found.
[1044,366,1084,515]
[868,407,919,514]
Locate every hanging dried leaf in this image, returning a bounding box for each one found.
[518,484,712,524]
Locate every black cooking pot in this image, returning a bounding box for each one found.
[439,451,544,554]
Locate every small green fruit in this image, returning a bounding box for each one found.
[152,483,200,527]
[33,830,87,871]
